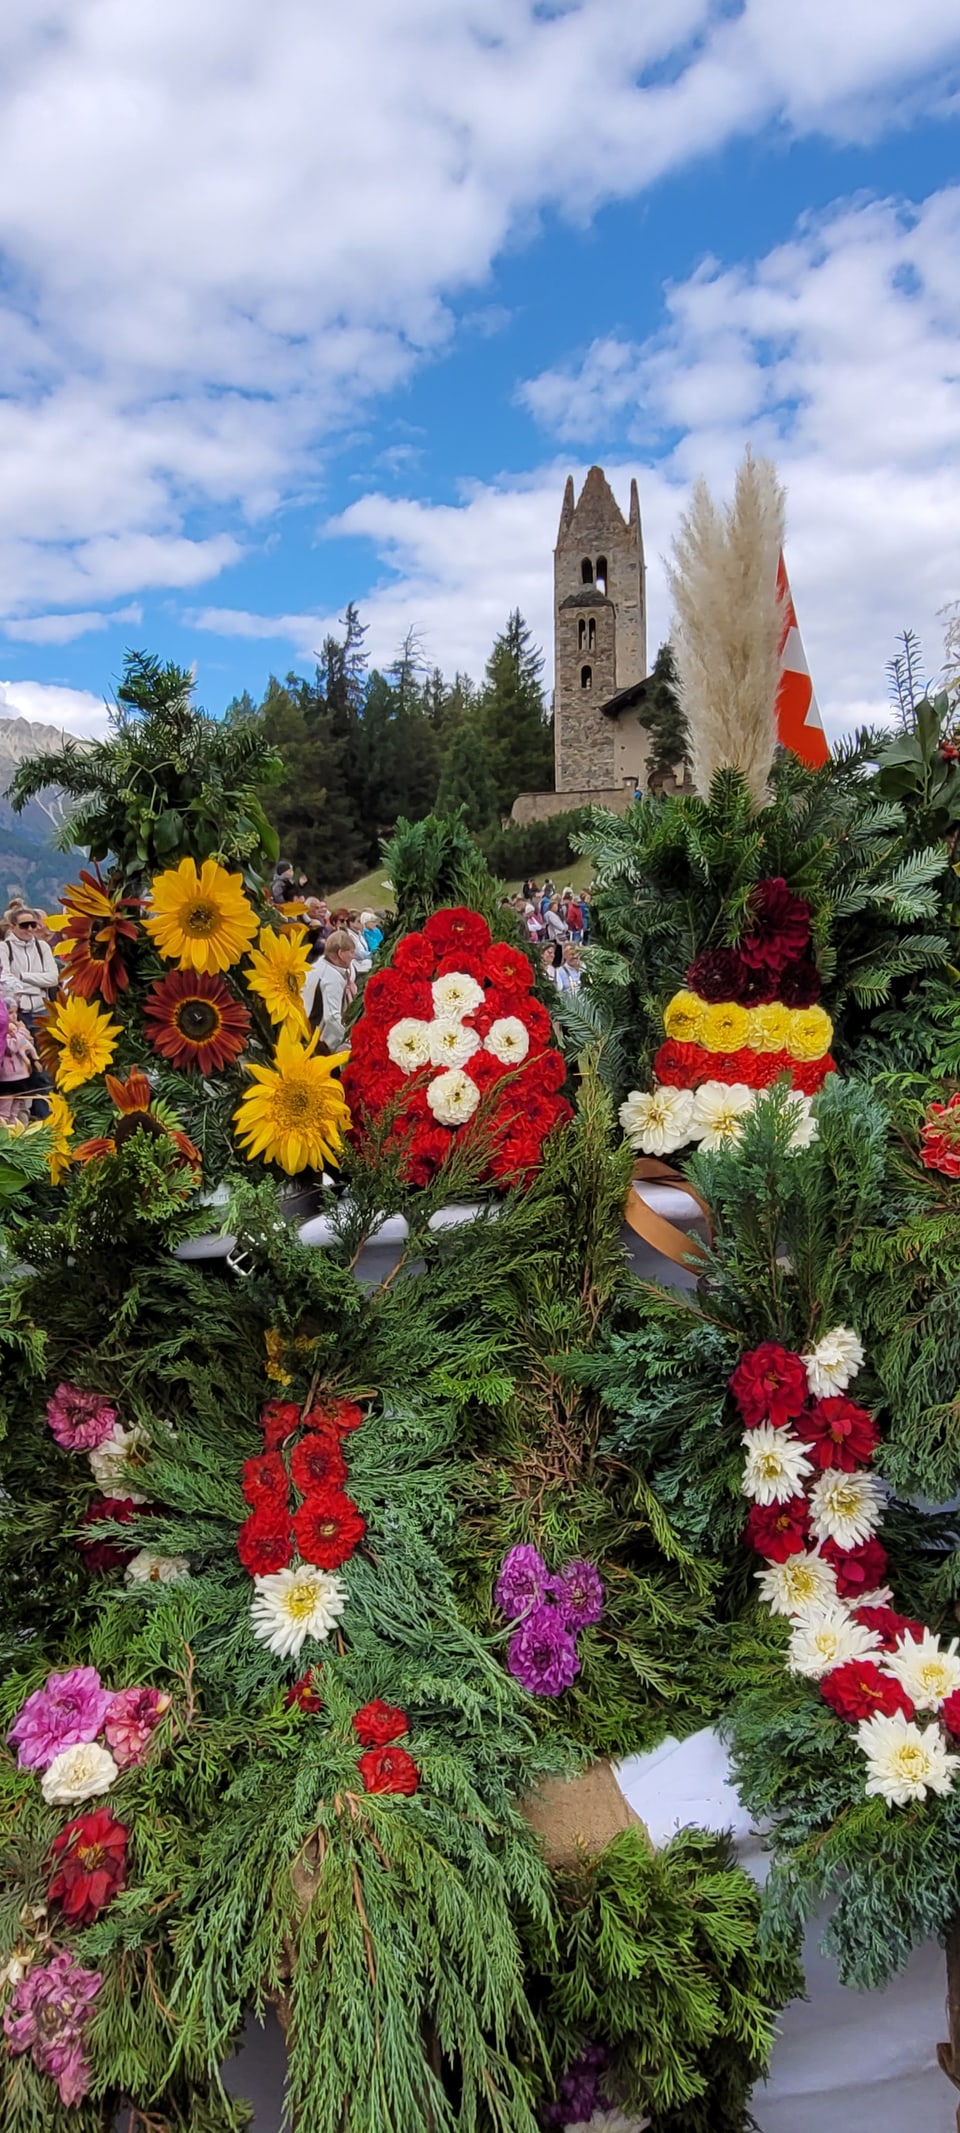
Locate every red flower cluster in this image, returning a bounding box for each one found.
[853,1604,925,1652]
[795,1397,879,1470]
[341,906,570,1190]
[730,1343,808,1429]
[239,1396,367,1579]
[919,1091,960,1179]
[47,1808,128,1924]
[820,1660,913,1724]
[653,1039,835,1095]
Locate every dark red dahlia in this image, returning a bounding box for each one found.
[821,1537,888,1599]
[290,1429,347,1495]
[47,1808,128,1923]
[820,1660,913,1724]
[739,878,812,974]
[353,1700,409,1747]
[293,1489,366,1570]
[796,1397,879,1470]
[357,1744,420,1795]
[76,1497,137,1573]
[744,1497,810,1560]
[777,958,822,1008]
[237,1507,293,1577]
[686,948,778,1006]
[730,1343,808,1428]
[241,1452,289,1508]
[285,1669,323,1713]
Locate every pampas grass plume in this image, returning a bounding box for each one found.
[667,449,785,808]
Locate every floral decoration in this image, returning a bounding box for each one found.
[356,1744,420,1796]
[47,1808,129,1924]
[342,907,570,1189]
[233,1023,351,1176]
[494,1542,603,1697]
[3,1948,102,2106]
[918,1089,960,1179]
[49,993,122,1092]
[144,855,259,974]
[243,1393,367,1657]
[57,866,141,1004]
[143,966,250,1073]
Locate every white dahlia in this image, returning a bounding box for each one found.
[426,1067,481,1127]
[88,1423,150,1503]
[484,1016,530,1066]
[787,1605,881,1679]
[40,1742,120,1805]
[567,2113,651,2133]
[802,1326,865,1397]
[756,1550,838,1617]
[857,1711,960,1806]
[250,1565,347,1659]
[431,971,484,1019]
[884,1629,960,1711]
[124,1549,190,1585]
[690,1081,754,1150]
[618,1085,695,1156]
[808,1469,885,1550]
[386,1018,432,1072]
[428,1016,481,1069]
[740,1424,813,1506]
[785,1094,818,1151]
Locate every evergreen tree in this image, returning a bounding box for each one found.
[639,642,689,783]
[257,675,367,891]
[436,719,499,833]
[480,612,554,812]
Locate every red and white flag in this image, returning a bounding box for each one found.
[776,551,829,768]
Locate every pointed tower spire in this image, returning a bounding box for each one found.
[557,475,575,540]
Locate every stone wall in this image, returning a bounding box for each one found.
[510,781,636,827]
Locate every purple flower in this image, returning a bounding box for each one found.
[545,2047,611,2128]
[7,1668,111,1771]
[45,1383,118,1453]
[495,1543,549,1621]
[3,1948,101,2106]
[553,1559,604,1630]
[507,1603,580,1697]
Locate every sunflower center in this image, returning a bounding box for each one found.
[184,900,219,936]
[286,1581,321,1619]
[115,1111,167,1147]
[68,1035,91,1061]
[273,1081,313,1125]
[175,998,221,1042]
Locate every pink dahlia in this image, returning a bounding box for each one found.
[3,1948,102,2107]
[8,1668,111,1772]
[103,1686,171,1769]
[45,1382,118,1452]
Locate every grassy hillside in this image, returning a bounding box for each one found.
[329,853,594,913]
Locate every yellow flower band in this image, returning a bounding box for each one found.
[663,991,833,1061]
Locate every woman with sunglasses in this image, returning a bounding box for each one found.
[0,907,59,1030]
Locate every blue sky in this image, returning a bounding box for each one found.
[0,0,958,744]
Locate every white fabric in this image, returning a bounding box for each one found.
[0,931,58,1013]
[615,1730,955,2131]
[301,955,352,1046]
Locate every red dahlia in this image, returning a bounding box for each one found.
[653,1039,708,1088]
[307,1398,364,1436]
[242,1452,289,1507]
[293,1490,366,1570]
[919,1093,960,1179]
[820,1661,913,1724]
[285,1669,323,1713]
[744,1497,810,1560]
[796,1397,879,1470]
[730,1343,808,1428]
[940,1689,960,1739]
[363,969,430,1022]
[821,1537,888,1598]
[853,1604,926,1651]
[792,1055,836,1096]
[739,878,811,974]
[357,1744,420,1796]
[290,1429,347,1494]
[77,1496,137,1573]
[47,1807,128,1923]
[353,1700,409,1747]
[237,1508,293,1576]
[482,942,534,992]
[423,906,491,959]
[261,1401,302,1453]
[392,931,436,980]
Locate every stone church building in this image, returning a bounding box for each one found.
[513,465,659,824]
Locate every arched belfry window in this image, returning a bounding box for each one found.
[595,555,608,594]
[587,617,596,651]
[581,558,593,585]
[578,618,586,649]
[580,664,592,692]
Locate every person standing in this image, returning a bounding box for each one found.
[0,909,59,1029]
[302,930,357,1050]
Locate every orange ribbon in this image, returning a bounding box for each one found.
[623,1157,712,1271]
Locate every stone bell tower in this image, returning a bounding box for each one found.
[553,466,647,794]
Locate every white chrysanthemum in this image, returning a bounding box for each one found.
[427,1016,481,1069]
[484,1016,530,1067]
[785,1094,818,1151]
[884,1630,960,1711]
[756,1551,838,1617]
[802,1325,865,1397]
[386,1017,432,1072]
[431,971,484,1019]
[124,1549,190,1585]
[567,2112,651,2133]
[40,1742,120,1805]
[740,1424,813,1506]
[857,1711,960,1807]
[88,1423,149,1503]
[787,1605,881,1679]
[426,1067,481,1127]
[250,1565,347,1659]
[618,1085,695,1156]
[808,1469,885,1550]
[690,1081,754,1151]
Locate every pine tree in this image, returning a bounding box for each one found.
[639,642,689,783]
[481,612,554,812]
[436,720,499,833]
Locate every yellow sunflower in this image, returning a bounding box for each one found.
[785,1005,833,1062]
[234,1025,351,1175]
[50,995,122,1092]
[244,925,311,1035]
[663,988,705,1045]
[144,857,258,975]
[45,1092,75,1183]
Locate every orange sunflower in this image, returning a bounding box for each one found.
[58,866,142,1004]
[143,968,250,1075]
[74,1068,201,1170]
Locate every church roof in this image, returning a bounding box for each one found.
[559,589,613,610]
[599,677,650,721]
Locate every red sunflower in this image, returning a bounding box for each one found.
[293,1489,366,1570]
[58,867,142,1004]
[144,967,250,1074]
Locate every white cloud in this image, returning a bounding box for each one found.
[3,604,142,645]
[0,678,110,738]
[0,1,958,619]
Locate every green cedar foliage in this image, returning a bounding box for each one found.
[9,651,282,894]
